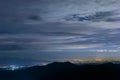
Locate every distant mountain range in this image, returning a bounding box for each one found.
[0,62,120,80]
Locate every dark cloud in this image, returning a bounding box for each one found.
[28,15,42,21]
[106,17,120,22]
[0,22,100,34]
[65,11,115,22]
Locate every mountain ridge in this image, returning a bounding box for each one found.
[0,61,120,80]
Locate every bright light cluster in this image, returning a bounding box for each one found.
[6,65,24,71]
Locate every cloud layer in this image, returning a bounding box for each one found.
[0,0,120,65]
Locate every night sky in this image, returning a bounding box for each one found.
[0,0,120,66]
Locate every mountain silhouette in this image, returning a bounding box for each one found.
[0,62,120,80]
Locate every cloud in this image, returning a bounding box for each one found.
[0,0,120,65]
[0,27,119,51]
[64,11,115,22]
[106,17,120,22]
[52,43,104,50]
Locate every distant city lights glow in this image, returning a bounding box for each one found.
[5,65,24,71]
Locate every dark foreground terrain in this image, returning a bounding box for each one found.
[0,62,120,80]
